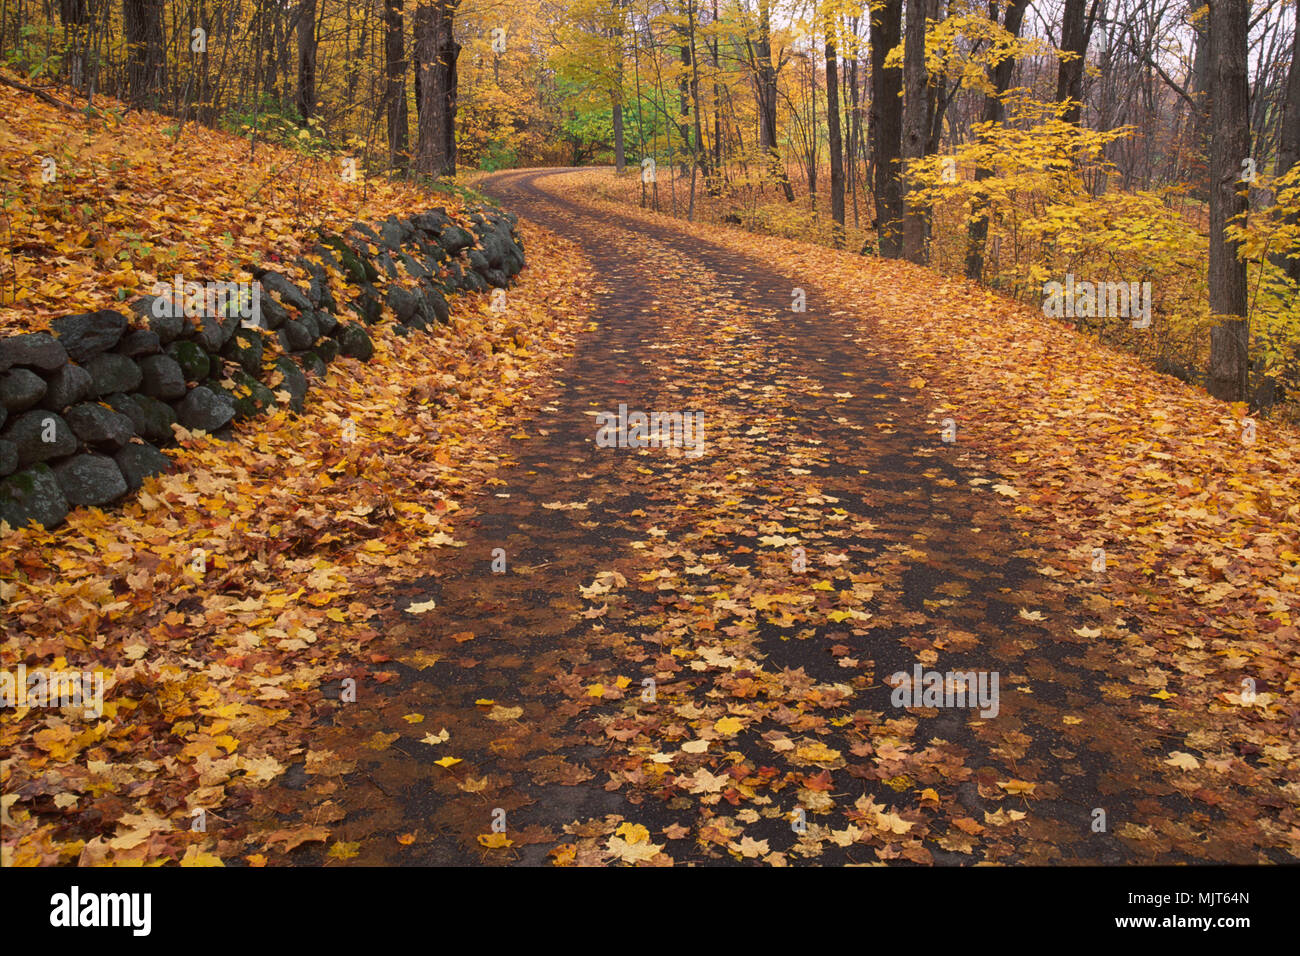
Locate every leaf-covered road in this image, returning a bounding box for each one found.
[262,169,1296,866]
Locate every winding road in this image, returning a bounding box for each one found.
[264,169,1279,866]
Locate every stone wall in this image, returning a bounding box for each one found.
[0,204,525,531]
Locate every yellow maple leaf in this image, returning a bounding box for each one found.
[327,841,360,860]
[615,822,651,844]
[714,716,744,735]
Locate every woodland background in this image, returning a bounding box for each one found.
[2,0,1299,416]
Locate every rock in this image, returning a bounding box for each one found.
[118,328,162,357]
[461,269,489,293]
[399,252,432,280]
[277,318,314,352]
[0,464,69,530]
[270,356,308,413]
[318,233,377,283]
[114,442,173,491]
[336,323,374,362]
[313,309,338,337]
[478,231,508,269]
[299,351,328,379]
[132,296,187,344]
[305,264,338,313]
[298,311,321,342]
[467,248,491,274]
[0,440,16,477]
[175,385,235,433]
[1,368,48,412]
[379,217,405,250]
[165,340,211,383]
[439,224,476,254]
[41,364,94,411]
[188,314,226,353]
[412,209,451,235]
[350,221,382,243]
[253,285,290,331]
[444,260,464,288]
[258,271,312,312]
[229,371,277,420]
[85,353,142,396]
[387,286,423,325]
[422,285,451,324]
[0,332,68,371]
[314,338,339,364]
[221,328,264,376]
[137,354,188,399]
[377,251,399,279]
[52,453,127,507]
[51,309,128,362]
[3,410,77,467]
[108,393,176,443]
[65,402,136,451]
[483,268,509,289]
[349,286,383,325]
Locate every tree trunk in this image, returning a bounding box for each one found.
[870,0,903,257]
[384,0,409,171]
[57,0,90,90]
[754,0,794,201]
[1272,14,1300,282]
[1206,0,1252,402]
[825,15,845,246]
[964,0,1028,280]
[901,0,928,263]
[123,0,165,108]
[1054,0,1092,125]
[614,101,626,171]
[296,0,318,122]
[414,0,461,178]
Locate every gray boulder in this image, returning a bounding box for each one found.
[85,353,142,396]
[0,439,16,477]
[259,271,312,312]
[221,328,264,376]
[42,364,94,410]
[0,332,67,372]
[65,402,136,451]
[3,410,77,467]
[138,354,187,399]
[165,340,211,382]
[313,309,338,337]
[299,351,328,379]
[175,385,234,432]
[270,356,307,413]
[1,368,47,412]
[107,393,176,443]
[51,310,128,362]
[277,318,314,352]
[52,453,127,507]
[118,329,161,357]
[114,442,173,491]
[439,224,476,254]
[0,464,69,530]
[132,296,186,344]
[336,323,374,362]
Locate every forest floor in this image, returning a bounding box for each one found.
[4,160,1298,866]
